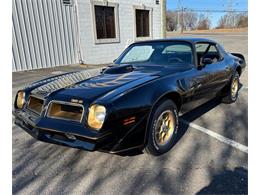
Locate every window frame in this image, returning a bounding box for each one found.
[133,5,153,41]
[90,0,120,44]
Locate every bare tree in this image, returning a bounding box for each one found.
[167,10,198,31]
[216,13,248,29]
[217,13,236,28]
[166,10,177,31]
[197,14,211,30]
[181,11,198,30]
[236,14,248,28]
[216,14,228,29]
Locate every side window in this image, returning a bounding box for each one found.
[196,43,223,65]
[208,45,217,52]
[195,43,209,66]
[207,45,223,63]
[216,44,227,56]
[162,43,193,65]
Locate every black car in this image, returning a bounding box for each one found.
[13,38,246,155]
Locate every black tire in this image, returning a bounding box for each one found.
[145,99,179,156]
[221,72,240,104]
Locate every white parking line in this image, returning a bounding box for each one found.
[241,86,248,91]
[180,119,248,153]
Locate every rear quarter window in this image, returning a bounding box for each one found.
[217,44,227,56]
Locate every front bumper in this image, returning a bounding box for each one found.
[13,110,112,151]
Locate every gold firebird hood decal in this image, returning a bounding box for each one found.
[30,69,101,96]
[29,69,152,96]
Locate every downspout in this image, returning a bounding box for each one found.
[73,0,84,64]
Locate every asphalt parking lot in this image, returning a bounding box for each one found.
[12,32,248,194]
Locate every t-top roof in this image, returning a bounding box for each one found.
[135,37,217,44]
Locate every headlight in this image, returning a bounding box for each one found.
[87,104,106,130]
[16,91,25,109]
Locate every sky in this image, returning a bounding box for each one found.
[166,0,248,27]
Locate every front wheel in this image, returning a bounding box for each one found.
[145,99,179,156]
[221,72,240,104]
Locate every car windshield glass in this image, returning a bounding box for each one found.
[115,41,194,66]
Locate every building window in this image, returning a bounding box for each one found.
[136,9,150,37]
[91,1,119,44]
[95,6,115,39]
[134,6,152,40]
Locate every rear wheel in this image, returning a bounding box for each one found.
[221,72,240,104]
[145,99,179,156]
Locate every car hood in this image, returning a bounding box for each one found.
[28,65,157,102]
[29,64,190,103]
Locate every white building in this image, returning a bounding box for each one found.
[12,0,164,71]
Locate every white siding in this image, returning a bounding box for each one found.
[77,0,162,64]
[12,0,79,72]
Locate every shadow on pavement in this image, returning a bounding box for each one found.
[180,98,221,122]
[115,149,144,156]
[196,167,248,195]
[176,98,221,146]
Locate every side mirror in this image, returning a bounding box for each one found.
[202,58,213,65]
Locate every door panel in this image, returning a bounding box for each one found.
[179,67,211,113]
[203,58,231,96]
[180,42,231,113]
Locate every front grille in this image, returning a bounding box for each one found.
[27,96,44,115]
[47,102,83,122]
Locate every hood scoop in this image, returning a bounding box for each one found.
[102,64,135,74]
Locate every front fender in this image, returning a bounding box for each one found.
[104,75,182,151]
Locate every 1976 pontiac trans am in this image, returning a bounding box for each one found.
[13,38,246,155]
